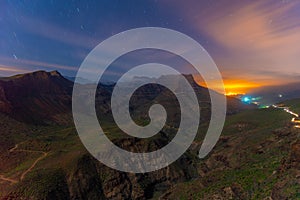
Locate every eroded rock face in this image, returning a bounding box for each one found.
[221,183,247,200]
[69,155,106,200]
[96,156,196,200]
[290,140,300,168]
[271,139,300,200]
[68,137,199,200]
[278,139,300,172]
[0,87,11,113]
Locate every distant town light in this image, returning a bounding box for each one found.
[242,96,251,103]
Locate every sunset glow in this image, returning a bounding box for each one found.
[195,75,261,95]
[223,80,261,95]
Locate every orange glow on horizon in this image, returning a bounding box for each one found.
[223,80,261,95]
[225,92,246,96]
[194,75,261,95]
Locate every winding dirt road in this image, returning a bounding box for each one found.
[0,175,17,184]
[20,151,48,181]
[0,143,48,184]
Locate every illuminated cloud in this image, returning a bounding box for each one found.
[0,57,78,76]
[0,64,30,77]
[0,64,29,73]
[164,0,300,87]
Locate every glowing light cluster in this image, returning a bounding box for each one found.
[240,96,262,104]
[242,96,251,103]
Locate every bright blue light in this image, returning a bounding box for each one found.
[242,96,251,103]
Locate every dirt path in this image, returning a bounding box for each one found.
[20,151,48,181]
[9,143,20,152]
[0,175,18,184]
[0,143,48,184]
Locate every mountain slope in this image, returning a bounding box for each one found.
[160,106,300,199]
[0,70,251,125]
[0,71,73,124]
[0,97,298,200]
[0,71,259,200]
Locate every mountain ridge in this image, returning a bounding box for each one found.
[0,70,254,125]
[0,70,73,124]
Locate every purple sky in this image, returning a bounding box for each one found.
[0,0,300,91]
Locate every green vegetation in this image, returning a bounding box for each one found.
[0,99,299,199]
[159,103,299,199]
[283,98,300,114]
[14,169,69,199]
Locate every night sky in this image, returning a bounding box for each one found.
[1,0,300,93]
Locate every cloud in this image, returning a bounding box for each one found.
[19,16,99,49]
[0,56,78,76]
[199,1,300,50]
[163,0,300,85]
[0,64,31,77]
[200,1,300,71]
[0,64,29,73]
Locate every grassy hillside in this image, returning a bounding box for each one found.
[282,98,300,114]
[161,107,300,199]
[0,100,299,199]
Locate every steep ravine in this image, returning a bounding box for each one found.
[67,138,199,200]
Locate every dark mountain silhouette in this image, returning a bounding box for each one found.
[0,70,73,124]
[0,71,252,125]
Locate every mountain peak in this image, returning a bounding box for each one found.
[0,70,73,124]
[5,70,64,81]
[31,70,62,78]
[49,70,62,77]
